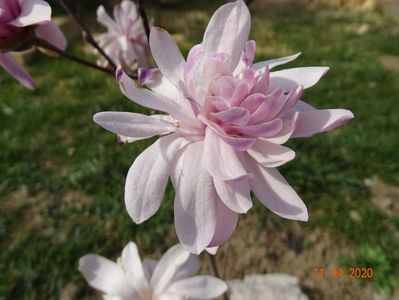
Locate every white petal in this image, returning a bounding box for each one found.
[270,67,329,92]
[93,112,177,140]
[78,254,137,298]
[213,178,252,213]
[203,127,250,180]
[117,68,182,115]
[151,244,199,295]
[166,276,228,299]
[253,52,301,73]
[202,0,250,70]
[0,53,35,89]
[150,27,185,90]
[97,5,117,31]
[121,242,151,299]
[247,139,295,168]
[35,21,67,50]
[291,109,354,138]
[10,0,51,27]
[208,199,238,247]
[246,157,308,221]
[174,141,217,254]
[125,134,182,223]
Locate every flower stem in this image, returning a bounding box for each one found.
[56,0,117,70]
[35,39,114,76]
[136,0,151,42]
[207,252,230,300]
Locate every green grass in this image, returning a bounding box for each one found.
[1,1,399,298]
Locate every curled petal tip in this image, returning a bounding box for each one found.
[115,66,123,81]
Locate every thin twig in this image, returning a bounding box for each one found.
[222,241,230,280]
[207,252,230,300]
[35,39,114,76]
[57,0,117,69]
[137,0,151,42]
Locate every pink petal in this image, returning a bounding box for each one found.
[199,115,256,151]
[263,112,298,144]
[207,96,231,111]
[184,44,204,84]
[174,141,217,254]
[0,52,35,89]
[236,118,283,137]
[247,139,296,168]
[203,127,250,180]
[202,0,250,70]
[291,109,354,138]
[35,21,67,50]
[211,107,250,126]
[93,112,177,139]
[9,0,51,27]
[96,5,117,31]
[125,135,182,223]
[214,177,252,213]
[252,66,269,94]
[78,254,137,298]
[166,276,228,299]
[253,52,301,72]
[270,67,329,92]
[150,27,185,90]
[246,157,308,221]
[240,93,266,113]
[207,199,238,248]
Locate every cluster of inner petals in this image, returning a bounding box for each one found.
[0,0,22,39]
[200,45,303,141]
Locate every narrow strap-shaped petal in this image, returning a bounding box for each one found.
[121,242,151,299]
[211,107,250,126]
[236,118,283,137]
[174,141,217,254]
[166,276,228,299]
[207,198,238,247]
[96,5,118,31]
[78,254,137,298]
[253,52,301,73]
[35,21,67,50]
[199,115,255,151]
[151,244,199,295]
[262,113,298,144]
[202,0,250,70]
[203,127,250,180]
[0,52,35,89]
[269,67,329,92]
[9,0,51,27]
[93,111,177,140]
[291,109,354,138]
[246,156,308,221]
[125,134,182,223]
[117,68,185,116]
[214,178,252,213]
[247,139,295,168]
[150,27,185,91]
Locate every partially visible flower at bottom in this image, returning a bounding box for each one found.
[79,242,228,300]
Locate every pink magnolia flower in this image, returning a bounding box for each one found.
[96,0,149,70]
[94,0,354,254]
[79,242,227,300]
[0,0,67,89]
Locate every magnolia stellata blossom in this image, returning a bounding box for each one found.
[93,0,354,254]
[96,0,149,70]
[79,242,227,300]
[0,0,67,89]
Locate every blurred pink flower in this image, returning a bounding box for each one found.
[96,0,149,70]
[94,0,354,254]
[79,242,227,300]
[0,0,67,89]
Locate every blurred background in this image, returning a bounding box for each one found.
[1,0,399,299]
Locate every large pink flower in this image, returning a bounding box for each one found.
[0,0,67,89]
[94,0,354,254]
[96,0,149,70]
[79,242,227,300]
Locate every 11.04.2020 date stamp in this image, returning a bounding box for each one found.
[312,267,374,279]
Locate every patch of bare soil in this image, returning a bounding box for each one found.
[204,213,376,300]
[365,176,399,216]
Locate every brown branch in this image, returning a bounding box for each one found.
[207,252,230,300]
[137,0,151,42]
[57,0,117,70]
